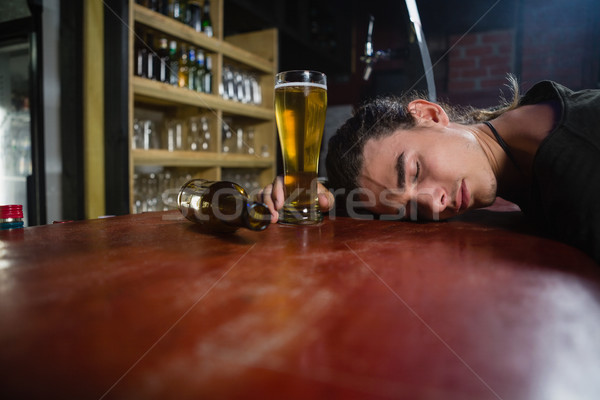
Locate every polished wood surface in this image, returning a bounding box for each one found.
[1,209,599,399]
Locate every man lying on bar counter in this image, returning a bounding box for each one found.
[258,76,600,265]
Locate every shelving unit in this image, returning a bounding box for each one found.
[128,0,277,212]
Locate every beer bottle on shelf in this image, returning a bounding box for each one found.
[178,179,271,233]
[178,43,189,88]
[187,47,198,90]
[171,0,184,22]
[145,31,157,80]
[148,0,159,12]
[204,54,213,94]
[168,40,179,86]
[195,50,206,92]
[156,37,170,83]
[135,30,148,78]
[158,0,170,16]
[202,0,213,37]
[188,1,202,32]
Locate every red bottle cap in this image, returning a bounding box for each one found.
[0,205,24,219]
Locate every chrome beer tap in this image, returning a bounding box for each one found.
[360,15,390,81]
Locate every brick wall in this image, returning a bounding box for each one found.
[448,30,515,92]
[520,0,599,91]
[443,0,600,108]
[446,30,515,107]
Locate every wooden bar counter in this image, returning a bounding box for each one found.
[1,208,599,399]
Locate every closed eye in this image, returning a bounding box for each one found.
[414,161,420,183]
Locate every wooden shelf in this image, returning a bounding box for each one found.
[132,149,274,168]
[128,0,278,212]
[134,4,274,73]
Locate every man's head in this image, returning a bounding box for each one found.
[325,97,498,220]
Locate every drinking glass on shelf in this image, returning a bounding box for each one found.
[235,127,244,154]
[132,119,142,150]
[134,119,159,150]
[244,127,255,155]
[274,70,327,225]
[200,116,212,151]
[188,117,201,151]
[159,171,178,210]
[146,172,160,211]
[222,119,235,153]
[251,75,262,105]
[165,119,184,151]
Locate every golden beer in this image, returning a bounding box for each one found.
[275,72,327,224]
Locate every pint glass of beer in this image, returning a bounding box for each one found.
[275,70,327,224]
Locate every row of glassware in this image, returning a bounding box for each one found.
[132,167,264,214]
[132,115,212,152]
[220,64,263,105]
[132,114,268,157]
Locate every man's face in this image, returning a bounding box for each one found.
[358,124,498,220]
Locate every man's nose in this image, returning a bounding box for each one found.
[414,186,447,220]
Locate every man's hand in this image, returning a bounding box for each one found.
[257,176,335,223]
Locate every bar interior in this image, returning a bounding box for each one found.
[1,0,600,398]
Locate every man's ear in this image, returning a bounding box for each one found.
[407,99,449,126]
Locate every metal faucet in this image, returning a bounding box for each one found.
[360,15,390,81]
[360,2,437,102]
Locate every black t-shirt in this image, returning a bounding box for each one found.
[519,81,600,264]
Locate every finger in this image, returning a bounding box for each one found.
[257,182,280,223]
[272,176,285,210]
[269,184,282,224]
[318,191,335,212]
[258,183,275,208]
[317,183,335,212]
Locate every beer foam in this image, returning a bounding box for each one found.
[275,82,327,90]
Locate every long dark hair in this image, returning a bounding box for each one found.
[325,75,520,199]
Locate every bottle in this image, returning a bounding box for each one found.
[178,43,189,88]
[168,40,179,86]
[178,179,271,232]
[148,0,159,12]
[188,1,202,32]
[187,47,198,90]
[158,0,170,16]
[171,0,184,22]
[0,204,24,230]
[145,31,157,80]
[156,37,170,83]
[135,30,148,77]
[203,54,213,93]
[201,0,213,37]
[195,49,206,92]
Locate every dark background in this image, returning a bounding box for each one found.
[225,0,600,107]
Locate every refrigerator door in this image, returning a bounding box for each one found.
[0,38,31,226]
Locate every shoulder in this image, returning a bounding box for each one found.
[531,116,600,264]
